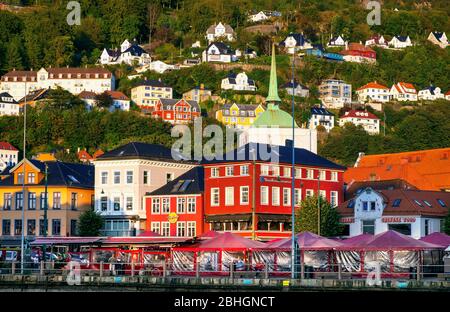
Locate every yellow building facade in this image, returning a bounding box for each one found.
[0,159,94,238]
[216,103,265,129]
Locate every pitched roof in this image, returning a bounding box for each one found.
[311,106,334,116]
[0,142,18,151]
[207,42,234,55]
[206,22,234,35]
[357,81,389,91]
[78,91,97,99]
[158,98,200,111]
[134,79,170,88]
[281,79,308,90]
[0,160,94,188]
[202,143,346,170]
[394,35,409,42]
[1,70,38,81]
[18,88,51,103]
[393,82,417,94]
[338,189,450,217]
[148,166,204,196]
[0,92,17,103]
[345,43,375,52]
[105,91,130,101]
[344,148,450,191]
[97,142,192,163]
[280,33,310,47]
[122,43,147,56]
[340,110,379,120]
[431,32,444,40]
[46,67,112,78]
[77,150,93,161]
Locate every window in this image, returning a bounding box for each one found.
[362,201,368,211]
[52,219,61,236]
[306,189,314,198]
[113,197,120,211]
[175,197,185,213]
[40,192,47,210]
[423,200,432,207]
[388,224,411,236]
[437,199,447,208]
[294,189,301,206]
[283,188,290,206]
[152,198,160,214]
[14,219,22,236]
[362,220,375,234]
[17,173,24,184]
[424,219,430,235]
[15,192,23,210]
[272,166,280,176]
[225,187,234,206]
[70,220,77,236]
[162,198,170,213]
[39,219,47,236]
[261,165,269,176]
[28,192,36,210]
[3,193,12,210]
[272,187,280,205]
[392,199,401,207]
[240,186,249,205]
[166,173,174,183]
[2,220,11,236]
[27,219,36,236]
[151,222,160,234]
[306,169,314,179]
[126,171,133,184]
[187,221,196,237]
[114,171,120,184]
[126,197,133,210]
[143,171,149,184]
[101,172,108,184]
[161,222,170,236]
[283,167,291,178]
[331,172,338,181]
[295,168,302,178]
[211,188,219,206]
[27,173,35,184]
[260,186,269,205]
[176,222,186,237]
[240,165,249,176]
[319,170,326,180]
[100,196,108,211]
[347,199,355,208]
[71,193,78,210]
[319,190,326,199]
[211,167,219,177]
[225,166,234,176]
[187,197,196,213]
[330,191,338,207]
[414,200,423,207]
[53,192,61,209]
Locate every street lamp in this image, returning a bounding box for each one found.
[290,49,296,279]
[317,171,321,236]
[20,77,27,274]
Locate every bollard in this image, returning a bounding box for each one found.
[131,262,135,277]
[40,261,44,276]
[11,261,16,275]
[99,261,104,277]
[417,264,421,281]
[264,262,269,279]
[230,262,234,280]
[338,263,342,280]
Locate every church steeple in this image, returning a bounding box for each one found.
[266,42,281,105]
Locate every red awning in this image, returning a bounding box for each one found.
[265,231,343,250]
[31,237,104,245]
[102,237,192,245]
[419,232,450,248]
[197,230,221,239]
[339,234,374,248]
[175,232,267,251]
[138,230,161,237]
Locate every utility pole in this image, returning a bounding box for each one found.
[290,48,296,279]
[317,172,321,236]
[21,78,27,274]
[42,163,48,262]
[251,148,256,240]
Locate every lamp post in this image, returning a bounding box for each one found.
[317,171,321,236]
[42,163,48,262]
[20,78,27,274]
[290,52,296,279]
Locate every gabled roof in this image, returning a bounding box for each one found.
[158,98,200,111]
[340,110,379,120]
[311,106,333,116]
[431,32,444,40]
[280,33,310,47]
[0,159,94,188]
[78,91,97,99]
[207,42,234,55]
[206,22,234,35]
[1,70,38,81]
[0,142,18,151]
[122,43,147,57]
[420,85,439,95]
[148,166,204,196]
[0,92,17,103]
[393,35,409,42]
[18,88,50,103]
[134,79,171,88]
[281,79,308,90]
[105,91,130,101]
[202,143,346,170]
[97,142,193,163]
[392,82,417,94]
[357,81,389,91]
[77,150,93,161]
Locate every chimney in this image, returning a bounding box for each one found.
[200,83,204,90]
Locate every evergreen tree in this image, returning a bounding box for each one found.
[5,36,24,71]
[77,209,104,237]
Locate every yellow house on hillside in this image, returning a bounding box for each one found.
[0,159,94,240]
[216,103,265,129]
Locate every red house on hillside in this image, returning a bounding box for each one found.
[152,98,201,124]
[341,43,376,64]
[202,143,346,241]
[145,167,204,237]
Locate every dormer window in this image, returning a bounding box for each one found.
[27,173,35,184]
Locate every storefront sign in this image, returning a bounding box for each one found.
[340,217,355,224]
[168,212,179,224]
[381,217,416,223]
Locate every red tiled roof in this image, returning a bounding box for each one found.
[77,150,93,161]
[357,81,389,91]
[340,110,379,120]
[105,91,130,101]
[393,82,417,94]
[0,142,18,151]
[92,149,104,159]
[47,67,112,79]
[78,91,97,99]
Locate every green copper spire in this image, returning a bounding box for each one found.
[266,42,281,103]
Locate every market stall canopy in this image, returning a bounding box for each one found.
[102,236,192,245]
[197,230,221,239]
[266,231,343,250]
[346,230,441,251]
[340,234,374,247]
[30,237,104,245]
[419,232,450,248]
[195,232,267,250]
[138,230,161,237]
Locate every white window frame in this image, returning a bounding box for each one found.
[225,166,234,176]
[211,188,219,206]
[187,221,196,237]
[240,186,249,205]
[151,222,160,235]
[152,198,160,214]
[225,187,234,206]
[283,167,291,178]
[187,197,196,213]
[161,222,170,236]
[294,188,302,206]
[306,189,314,198]
[260,186,269,205]
[177,197,186,214]
[331,171,338,182]
[240,165,249,176]
[261,165,269,176]
[176,222,186,237]
[162,198,170,213]
[272,187,280,206]
[330,191,338,207]
[283,188,290,206]
[113,171,121,184]
[211,167,219,178]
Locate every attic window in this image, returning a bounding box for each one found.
[437,199,446,208]
[414,200,423,207]
[347,200,355,208]
[171,180,184,193]
[67,175,80,183]
[423,200,432,207]
[392,199,401,207]
[118,150,125,156]
[179,180,192,192]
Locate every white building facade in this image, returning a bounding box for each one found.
[339,110,380,135]
[221,72,257,91]
[0,92,19,116]
[319,79,352,109]
[356,81,391,103]
[418,86,445,101]
[0,142,19,172]
[390,82,417,102]
[206,22,234,42]
[309,107,335,132]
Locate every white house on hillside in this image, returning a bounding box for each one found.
[221,72,257,92]
[0,92,19,116]
[356,81,391,103]
[247,10,281,23]
[202,42,237,63]
[281,80,309,97]
[149,60,178,74]
[319,79,352,109]
[206,22,234,42]
[309,107,334,132]
[390,82,417,102]
[327,35,347,47]
[279,33,313,54]
[339,110,380,135]
[418,86,445,101]
[427,32,448,49]
[365,34,388,48]
[100,39,151,66]
[388,36,413,49]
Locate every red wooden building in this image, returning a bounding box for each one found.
[202,143,346,241]
[144,167,204,237]
[340,43,376,63]
[152,98,201,124]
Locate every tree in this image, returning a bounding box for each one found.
[77,209,104,237]
[5,36,24,71]
[444,211,450,235]
[147,2,161,46]
[295,195,342,237]
[95,92,113,109]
